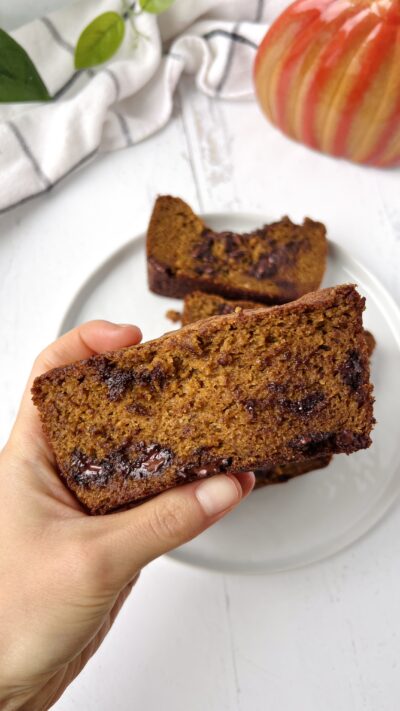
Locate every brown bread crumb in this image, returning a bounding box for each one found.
[165,309,182,323]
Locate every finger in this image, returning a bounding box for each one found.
[30,320,142,381]
[10,321,142,458]
[92,472,256,588]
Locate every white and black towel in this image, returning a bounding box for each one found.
[0,0,283,213]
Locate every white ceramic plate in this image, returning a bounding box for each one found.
[59,213,400,574]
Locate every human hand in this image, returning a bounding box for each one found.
[0,321,255,711]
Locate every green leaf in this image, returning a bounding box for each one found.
[139,0,176,14]
[74,12,125,69]
[0,29,50,102]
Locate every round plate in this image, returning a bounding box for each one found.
[59,213,400,574]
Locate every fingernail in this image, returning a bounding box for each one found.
[116,324,142,339]
[195,475,240,516]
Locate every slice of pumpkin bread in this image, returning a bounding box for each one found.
[32,285,374,514]
[147,196,327,304]
[182,291,376,357]
[181,291,261,325]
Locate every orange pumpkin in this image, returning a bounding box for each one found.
[254,0,400,167]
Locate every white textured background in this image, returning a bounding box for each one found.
[1,2,400,710]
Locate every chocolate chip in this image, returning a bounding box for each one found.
[248,239,306,280]
[289,429,370,456]
[178,456,233,480]
[94,357,167,401]
[216,303,236,316]
[95,357,136,401]
[222,232,245,259]
[340,350,364,391]
[70,443,174,488]
[249,253,280,279]
[132,444,173,477]
[70,449,111,487]
[192,232,214,261]
[280,392,325,416]
[137,365,167,390]
[244,399,258,418]
[289,432,336,457]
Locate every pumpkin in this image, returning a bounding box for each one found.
[254,0,400,167]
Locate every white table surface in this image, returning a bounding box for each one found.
[2,3,400,710]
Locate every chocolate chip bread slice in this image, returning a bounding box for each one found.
[181,291,260,325]
[182,291,377,357]
[32,285,374,515]
[147,196,327,304]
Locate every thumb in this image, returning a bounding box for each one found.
[92,473,255,587]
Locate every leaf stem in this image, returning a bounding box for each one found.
[121,0,148,48]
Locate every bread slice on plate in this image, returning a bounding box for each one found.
[182,291,376,357]
[181,291,260,325]
[147,195,327,304]
[32,285,374,514]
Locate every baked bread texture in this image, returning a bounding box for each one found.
[181,291,260,325]
[32,285,374,514]
[181,291,375,489]
[182,291,376,357]
[147,196,327,304]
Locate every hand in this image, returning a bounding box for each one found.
[0,321,255,711]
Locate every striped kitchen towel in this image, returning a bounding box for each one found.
[0,0,279,214]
